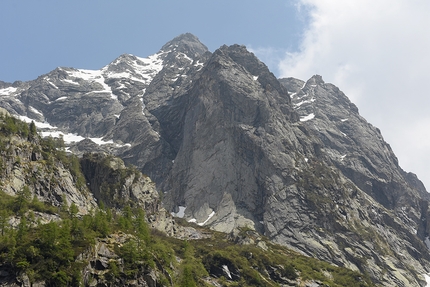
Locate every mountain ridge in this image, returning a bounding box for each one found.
[1,33,430,286]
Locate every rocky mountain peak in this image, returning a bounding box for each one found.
[102,54,140,73]
[1,34,430,286]
[307,74,325,85]
[207,44,292,108]
[216,44,269,75]
[160,33,209,60]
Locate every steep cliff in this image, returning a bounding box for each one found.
[0,108,96,213]
[1,33,430,286]
[0,114,378,287]
[158,45,430,286]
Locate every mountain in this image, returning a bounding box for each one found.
[0,107,375,286]
[1,33,430,286]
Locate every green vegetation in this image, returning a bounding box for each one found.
[0,114,376,286]
[81,153,143,208]
[0,113,89,200]
[0,113,31,138]
[115,221,372,287]
[0,188,375,286]
[0,189,155,286]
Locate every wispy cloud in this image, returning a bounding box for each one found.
[279,0,430,188]
[248,46,286,75]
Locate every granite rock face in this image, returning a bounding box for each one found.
[162,44,299,231]
[0,109,96,214]
[1,33,430,286]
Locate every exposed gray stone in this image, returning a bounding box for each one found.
[1,33,430,286]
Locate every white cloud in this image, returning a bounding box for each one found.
[280,0,430,189]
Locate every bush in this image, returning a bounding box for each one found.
[180,264,197,287]
[282,263,298,280]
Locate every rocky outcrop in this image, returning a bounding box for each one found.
[280,75,430,252]
[162,44,299,231]
[1,33,430,286]
[79,153,160,212]
[78,234,163,287]
[0,112,96,213]
[78,151,209,240]
[158,46,430,285]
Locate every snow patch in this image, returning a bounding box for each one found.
[90,137,114,145]
[106,72,130,79]
[116,83,127,90]
[253,75,259,81]
[425,274,430,286]
[41,131,84,143]
[62,79,79,85]
[0,87,17,96]
[103,51,164,86]
[194,60,204,67]
[341,118,348,122]
[68,69,100,81]
[300,113,315,122]
[55,96,68,101]
[67,69,117,100]
[294,98,315,108]
[185,210,216,226]
[222,265,232,279]
[301,82,306,89]
[41,130,122,146]
[198,211,215,226]
[132,52,164,81]
[18,116,55,129]
[45,79,58,89]
[19,115,124,147]
[177,52,193,63]
[29,106,43,116]
[171,206,186,218]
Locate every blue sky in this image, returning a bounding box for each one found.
[2,0,430,190]
[0,1,304,82]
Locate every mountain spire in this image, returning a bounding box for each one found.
[161,33,209,57]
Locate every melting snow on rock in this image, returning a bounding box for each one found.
[198,211,215,226]
[171,206,186,218]
[67,69,117,100]
[222,265,232,279]
[0,87,18,95]
[300,113,315,122]
[186,211,216,226]
[18,116,127,147]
